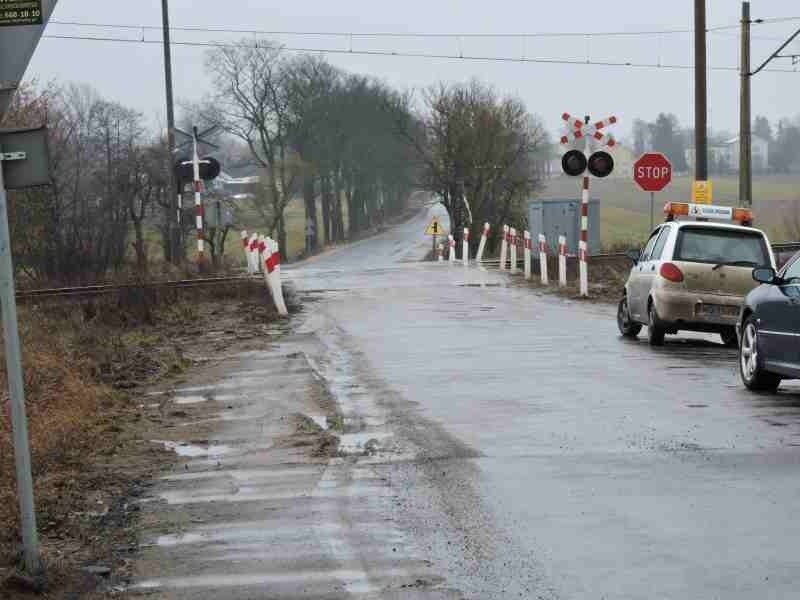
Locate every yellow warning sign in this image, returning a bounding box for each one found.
[425,218,443,236]
[692,180,713,205]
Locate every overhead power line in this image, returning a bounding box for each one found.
[40,32,800,73]
[49,19,741,39]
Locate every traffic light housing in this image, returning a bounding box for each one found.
[587,151,614,178]
[561,150,615,178]
[174,156,222,183]
[561,149,587,177]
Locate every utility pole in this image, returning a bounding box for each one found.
[738,3,800,208]
[739,2,752,207]
[161,0,180,262]
[694,0,708,180]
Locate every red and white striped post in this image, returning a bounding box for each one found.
[509,228,518,274]
[448,234,456,263]
[499,225,509,270]
[558,235,568,288]
[475,222,490,263]
[263,239,288,316]
[437,243,444,262]
[248,233,259,274]
[538,234,549,285]
[523,231,532,280]
[462,228,470,266]
[191,129,205,261]
[580,176,589,296]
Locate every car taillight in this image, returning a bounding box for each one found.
[660,262,684,283]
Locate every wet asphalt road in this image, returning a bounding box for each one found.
[132,202,800,599]
[284,204,800,599]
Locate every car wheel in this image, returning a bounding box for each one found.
[617,296,642,338]
[720,327,738,348]
[647,301,666,346]
[739,317,781,392]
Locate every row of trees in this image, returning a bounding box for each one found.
[202,43,418,256]
[1,42,549,281]
[2,83,172,283]
[633,112,800,175]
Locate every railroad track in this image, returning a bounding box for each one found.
[16,274,260,301]
[480,242,800,266]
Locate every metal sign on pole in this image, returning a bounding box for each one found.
[175,126,220,263]
[633,152,672,233]
[0,1,58,576]
[560,112,618,297]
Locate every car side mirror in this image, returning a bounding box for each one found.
[624,249,641,264]
[752,267,777,285]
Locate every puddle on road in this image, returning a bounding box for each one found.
[338,432,391,455]
[309,415,329,430]
[153,440,236,458]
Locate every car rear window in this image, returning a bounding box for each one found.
[673,227,770,267]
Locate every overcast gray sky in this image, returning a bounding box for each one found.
[22,0,800,139]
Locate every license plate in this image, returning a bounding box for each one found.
[699,304,737,318]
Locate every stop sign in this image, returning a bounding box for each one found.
[633,153,672,192]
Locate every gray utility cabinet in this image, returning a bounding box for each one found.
[528,198,600,256]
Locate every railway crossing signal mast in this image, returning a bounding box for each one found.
[559,113,618,297]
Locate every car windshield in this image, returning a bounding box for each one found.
[673,227,770,267]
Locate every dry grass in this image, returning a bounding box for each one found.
[0,309,119,549]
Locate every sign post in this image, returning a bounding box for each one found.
[560,112,618,297]
[425,217,443,259]
[0,1,58,576]
[633,152,673,234]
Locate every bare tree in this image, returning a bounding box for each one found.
[414,80,547,253]
[203,40,296,257]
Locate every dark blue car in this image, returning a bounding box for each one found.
[738,251,800,391]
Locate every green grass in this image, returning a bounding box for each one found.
[541,174,800,246]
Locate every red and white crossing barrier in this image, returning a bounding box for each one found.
[558,235,568,288]
[499,225,509,271]
[437,243,444,262]
[448,234,456,262]
[509,228,518,274]
[475,222,490,263]
[241,230,250,271]
[462,228,470,266]
[580,177,589,296]
[538,234,549,285]
[523,231,532,280]
[263,238,288,316]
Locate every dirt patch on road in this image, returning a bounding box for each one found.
[0,283,289,598]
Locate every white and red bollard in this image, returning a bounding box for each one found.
[499,225,509,271]
[475,222,490,263]
[558,235,568,288]
[241,230,250,271]
[437,243,444,262]
[448,234,456,263]
[538,234,549,285]
[248,233,259,274]
[523,231,532,280]
[462,228,470,266]
[509,228,518,274]
[263,238,289,316]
